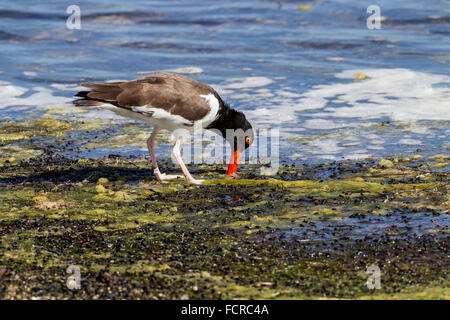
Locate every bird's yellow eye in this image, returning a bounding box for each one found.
[245,136,251,145]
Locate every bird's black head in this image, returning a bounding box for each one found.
[207,105,254,175]
[226,109,254,150]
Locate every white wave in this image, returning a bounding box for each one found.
[302,68,450,121]
[398,138,422,145]
[222,77,273,90]
[343,153,372,160]
[230,69,450,157]
[313,139,343,154]
[50,83,85,92]
[0,83,70,109]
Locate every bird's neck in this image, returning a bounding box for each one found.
[206,100,233,138]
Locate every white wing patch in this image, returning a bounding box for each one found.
[199,93,219,128]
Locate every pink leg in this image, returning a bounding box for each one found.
[147,127,182,182]
[172,139,204,185]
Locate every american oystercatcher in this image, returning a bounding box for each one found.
[74,72,254,185]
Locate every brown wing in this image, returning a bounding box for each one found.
[75,72,221,122]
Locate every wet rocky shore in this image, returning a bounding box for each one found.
[0,116,448,299]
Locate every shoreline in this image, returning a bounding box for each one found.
[0,117,448,299]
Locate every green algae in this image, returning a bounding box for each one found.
[430,154,449,162]
[378,159,394,168]
[0,117,449,299]
[357,285,449,300]
[97,178,109,185]
[31,118,71,130]
[0,145,43,166]
[0,132,29,143]
[94,184,108,194]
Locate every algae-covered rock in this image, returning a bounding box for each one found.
[92,193,110,201]
[430,162,448,169]
[97,178,109,185]
[0,145,43,165]
[298,5,311,11]
[112,191,134,202]
[354,72,370,80]
[32,195,49,203]
[0,133,28,143]
[94,184,108,194]
[430,154,449,162]
[86,209,107,215]
[31,118,71,130]
[378,159,394,168]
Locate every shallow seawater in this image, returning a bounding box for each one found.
[0,0,449,165]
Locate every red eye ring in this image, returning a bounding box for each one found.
[245,136,251,145]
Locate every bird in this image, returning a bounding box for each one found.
[73,72,254,185]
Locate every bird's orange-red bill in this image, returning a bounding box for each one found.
[226,150,242,175]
